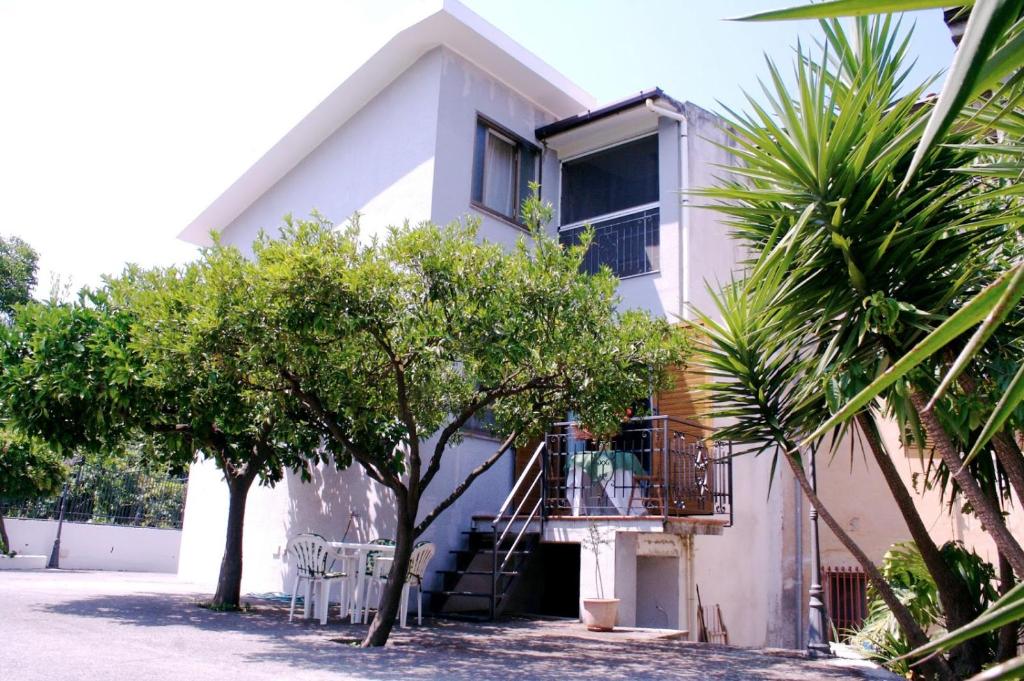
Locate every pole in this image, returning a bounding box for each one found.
[48,458,82,569]
[806,448,831,656]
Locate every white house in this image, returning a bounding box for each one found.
[176,0,967,649]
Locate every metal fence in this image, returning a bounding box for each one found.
[0,465,189,530]
[559,207,660,278]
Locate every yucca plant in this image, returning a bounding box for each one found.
[698,10,1022,678]
[727,2,1024,679]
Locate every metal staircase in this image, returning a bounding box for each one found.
[434,442,545,620]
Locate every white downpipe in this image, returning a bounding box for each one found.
[645,99,689,321]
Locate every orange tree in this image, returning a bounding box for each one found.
[0,255,322,608]
[247,193,685,646]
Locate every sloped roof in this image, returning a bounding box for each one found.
[179,0,595,245]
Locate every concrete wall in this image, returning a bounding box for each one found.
[430,47,556,247]
[178,433,513,596]
[690,450,787,648]
[4,517,181,572]
[682,102,744,320]
[217,48,444,252]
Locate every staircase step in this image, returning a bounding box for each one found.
[436,611,492,622]
[448,549,532,558]
[438,569,519,577]
[438,590,493,598]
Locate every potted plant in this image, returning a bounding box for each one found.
[580,520,619,631]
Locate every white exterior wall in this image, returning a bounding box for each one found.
[216,48,445,252]
[681,103,744,319]
[177,432,511,596]
[178,47,562,596]
[4,517,181,573]
[430,48,556,246]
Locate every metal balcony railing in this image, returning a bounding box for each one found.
[559,206,660,278]
[541,416,732,523]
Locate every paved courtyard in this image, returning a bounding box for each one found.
[0,570,893,680]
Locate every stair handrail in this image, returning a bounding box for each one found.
[495,468,542,550]
[489,440,545,619]
[492,441,544,524]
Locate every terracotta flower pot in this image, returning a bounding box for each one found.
[581,598,620,631]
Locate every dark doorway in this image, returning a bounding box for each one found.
[511,542,580,618]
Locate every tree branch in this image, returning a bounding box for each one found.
[391,360,421,494]
[420,374,559,492]
[279,369,398,489]
[414,430,517,537]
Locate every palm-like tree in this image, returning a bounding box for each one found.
[729,2,1024,678]
[696,15,1020,678]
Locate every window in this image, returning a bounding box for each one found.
[560,134,658,225]
[463,407,498,439]
[559,135,660,277]
[471,118,539,224]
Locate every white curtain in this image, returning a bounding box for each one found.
[483,132,515,216]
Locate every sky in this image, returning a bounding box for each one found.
[0,0,956,297]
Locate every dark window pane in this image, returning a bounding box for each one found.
[471,122,487,203]
[559,207,659,277]
[518,145,538,214]
[561,135,659,225]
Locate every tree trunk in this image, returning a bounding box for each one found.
[783,447,954,681]
[957,372,1024,503]
[996,550,1020,663]
[362,502,414,647]
[0,514,9,555]
[211,474,256,608]
[993,432,1024,507]
[856,413,987,676]
[909,389,1024,577]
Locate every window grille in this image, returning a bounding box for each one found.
[822,565,869,641]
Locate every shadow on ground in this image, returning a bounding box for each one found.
[43,592,873,680]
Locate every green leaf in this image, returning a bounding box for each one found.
[974,20,1024,95]
[732,0,963,21]
[902,0,1024,189]
[963,361,1024,465]
[970,656,1024,681]
[928,263,1024,408]
[904,581,1024,661]
[801,266,1020,446]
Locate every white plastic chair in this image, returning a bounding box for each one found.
[358,538,396,624]
[286,533,350,625]
[401,541,435,627]
[364,541,436,627]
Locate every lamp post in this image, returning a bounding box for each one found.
[806,448,831,656]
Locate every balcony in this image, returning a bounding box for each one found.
[558,206,660,278]
[542,416,731,521]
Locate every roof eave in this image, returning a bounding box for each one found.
[178,0,594,246]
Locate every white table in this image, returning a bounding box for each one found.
[328,541,396,623]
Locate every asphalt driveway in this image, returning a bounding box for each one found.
[0,570,893,680]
